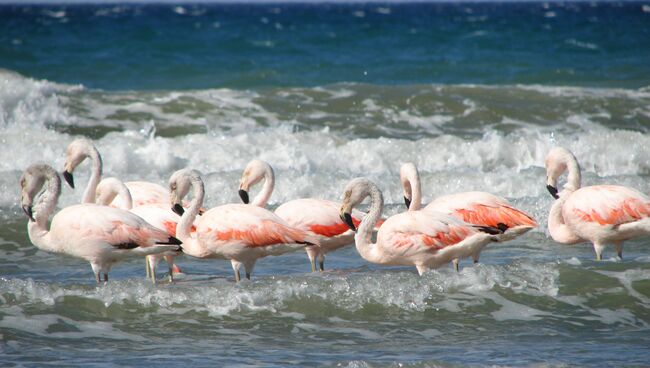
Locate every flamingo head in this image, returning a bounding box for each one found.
[544,147,579,199]
[63,138,98,188]
[399,162,419,210]
[20,164,59,222]
[340,177,373,232]
[169,168,201,216]
[238,159,272,204]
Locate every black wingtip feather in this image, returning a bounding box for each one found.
[156,236,182,245]
[474,225,503,235]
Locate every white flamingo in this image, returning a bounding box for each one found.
[20,163,182,283]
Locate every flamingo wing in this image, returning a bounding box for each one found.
[275,198,362,237]
[426,191,537,229]
[566,185,650,226]
[53,204,176,248]
[199,204,313,247]
[380,211,474,255]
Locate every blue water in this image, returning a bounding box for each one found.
[2,2,650,367]
[1,2,650,90]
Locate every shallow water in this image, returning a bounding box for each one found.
[1,2,650,367]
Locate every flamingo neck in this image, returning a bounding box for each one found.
[82,149,103,204]
[354,183,385,264]
[563,155,582,192]
[96,178,133,210]
[548,192,582,244]
[252,166,275,207]
[400,164,422,211]
[28,167,61,253]
[177,177,204,242]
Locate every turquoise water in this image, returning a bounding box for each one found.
[1,2,650,367]
[1,2,650,90]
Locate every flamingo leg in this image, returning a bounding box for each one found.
[245,272,251,280]
[593,242,605,261]
[319,260,325,272]
[309,258,317,273]
[614,242,623,259]
[95,272,101,284]
[103,273,108,283]
[452,259,460,272]
[234,270,241,282]
[472,253,480,264]
[163,255,176,283]
[145,258,151,280]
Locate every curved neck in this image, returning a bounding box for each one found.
[29,168,61,252]
[548,192,582,244]
[177,178,205,242]
[354,183,385,264]
[82,149,103,204]
[563,156,582,192]
[252,167,274,207]
[96,179,133,210]
[402,169,422,211]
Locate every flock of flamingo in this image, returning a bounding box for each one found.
[18,138,650,284]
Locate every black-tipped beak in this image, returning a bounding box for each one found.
[340,212,356,232]
[404,196,411,209]
[546,185,559,199]
[238,189,249,204]
[63,171,74,188]
[22,205,34,222]
[172,204,185,216]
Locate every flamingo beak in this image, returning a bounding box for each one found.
[340,212,356,232]
[172,204,185,216]
[404,196,411,209]
[546,185,559,199]
[22,205,35,222]
[238,189,249,204]
[63,171,74,188]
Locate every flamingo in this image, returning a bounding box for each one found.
[63,138,187,279]
[399,162,537,270]
[238,159,364,272]
[63,138,170,207]
[95,177,184,283]
[20,164,182,283]
[545,147,650,260]
[169,168,320,281]
[339,177,502,275]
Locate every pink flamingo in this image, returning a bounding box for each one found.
[339,177,502,275]
[545,147,650,260]
[64,138,187,279]
[399,163,537,270]
[238,159,364,272]
[20,164,182,283]
[95,177,184,283]
[169,168,319,281]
